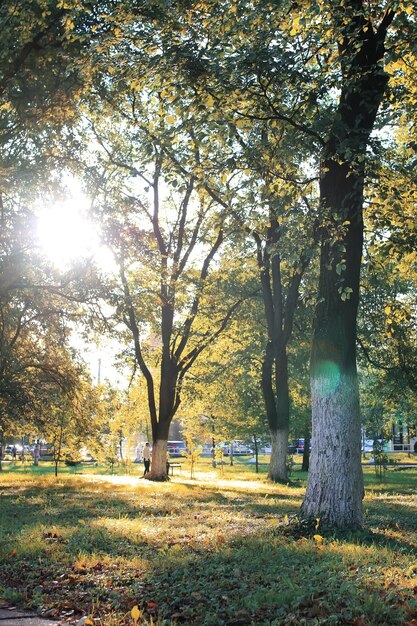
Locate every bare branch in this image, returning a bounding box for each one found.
[173,227,224,360]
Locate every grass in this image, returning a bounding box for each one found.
[0,459,416,626]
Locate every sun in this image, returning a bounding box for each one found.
[37,203,98,266]
[35,177,110,269]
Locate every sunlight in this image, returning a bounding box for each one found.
[35,175,116,272]
[36,190,99,268]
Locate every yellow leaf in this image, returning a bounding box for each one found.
[166,115,175,124]
[313,534,324,543]
[131,605,141,623]
[406,563,417,577]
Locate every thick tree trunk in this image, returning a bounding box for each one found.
[149,438,168,480]
[302,370,363,525]
[146,356,178,481]
[301,4,394,527]
[301,160,365,526]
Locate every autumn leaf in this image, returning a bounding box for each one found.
[131,605,141,624]
[406,563,417,577]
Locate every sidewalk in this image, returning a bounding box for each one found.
[0,608,58,625]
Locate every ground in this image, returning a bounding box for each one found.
[0,457,416,625]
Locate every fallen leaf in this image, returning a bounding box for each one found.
[131,605,141,623]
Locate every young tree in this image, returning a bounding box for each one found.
[40,377,98,477]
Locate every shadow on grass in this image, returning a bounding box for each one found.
[1,470,416,625]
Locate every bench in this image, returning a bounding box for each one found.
[167,462,182,476]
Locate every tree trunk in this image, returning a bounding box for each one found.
[148,417,170,480]
[263,341,290,482]
[301,157,366,526]
[146,357,178,481]
[269,427,289,482]
[0,429,3,471]
[149,438,168,480]
[303,370,363,525]
[253,435,259,474]
[301,6,393,526]
[301,426,310,472]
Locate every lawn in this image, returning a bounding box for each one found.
[0,460,416,625]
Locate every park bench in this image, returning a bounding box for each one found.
[168,462,182,476]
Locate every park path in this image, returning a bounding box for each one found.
[0,608,58,625]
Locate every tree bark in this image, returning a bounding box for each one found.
[262,340,288,482]
[149,438,169,480]
[269,346,291,482]
[148,420,170,480]
[269,428,289,482]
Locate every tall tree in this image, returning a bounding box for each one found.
[84,113,243,478]
[301,2,398,526]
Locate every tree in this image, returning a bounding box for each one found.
[83,108,245,479]
[39,376,98,477]
[301,2,400,526]
[0,0,110,463]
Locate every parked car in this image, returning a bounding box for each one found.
[167,441,187,458]
[361,439,374,453]
[4,444,22,454]
[288,439,306,454]
[221,441,253,456]
[361,439,384,453]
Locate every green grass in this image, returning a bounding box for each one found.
[0,462,416,625]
